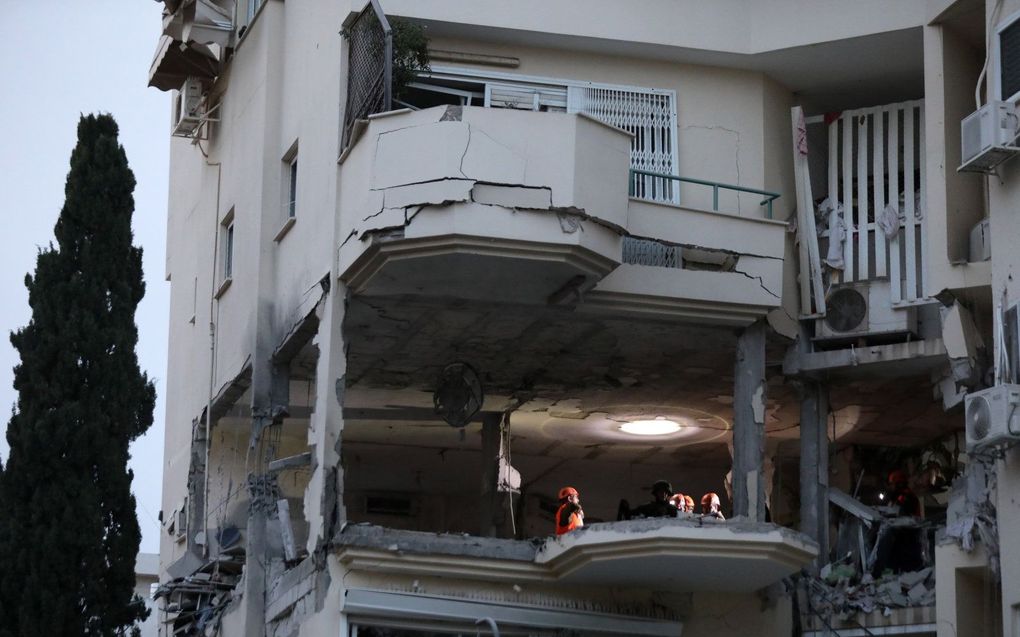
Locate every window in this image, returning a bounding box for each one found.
[245,0,265,23]
[998,11,1020,102]
[216,209,234,298]
[287,156,298,218]
[276,142,299,241]
[223,223,234,279]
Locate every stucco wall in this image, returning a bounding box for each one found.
[424,36,779,218]
[159,0,351,573]
[386,0,925,56]
[922,19,989,298]
[986,0,1020,633]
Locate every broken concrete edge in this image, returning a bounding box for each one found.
[329,517,817,564]
[200,356,253,425]
[330,522,542,562]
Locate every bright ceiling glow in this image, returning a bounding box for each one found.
[619,418,682,436]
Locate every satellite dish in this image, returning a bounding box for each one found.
[433,362,484,428]
[825,287,867,332]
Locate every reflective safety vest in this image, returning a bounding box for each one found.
[555,502,583,535]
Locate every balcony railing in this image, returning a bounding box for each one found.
[628,168,781,219]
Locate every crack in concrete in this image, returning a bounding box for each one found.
[733,266,781,300]
[626,233,783,261]
[682,124,742,213]
[369,176,474,192]
[338,230,358,250]
[361,204,389,223]
[457,124,471,179]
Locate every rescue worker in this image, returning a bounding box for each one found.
[872,469,924,575]
[684,495,696,514]
[555,486,584,535]
[701,492,725,519]
[889,469,922,517]
[629,480,680,518]
[668,492,686,511]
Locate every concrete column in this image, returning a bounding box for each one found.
[480,412,502,537]
[732,320,767,521]
[798,380,829,563]
[244,363,289,637]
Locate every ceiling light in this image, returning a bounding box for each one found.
[620,418,682,436]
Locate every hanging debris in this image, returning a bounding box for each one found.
[154,544,245,636]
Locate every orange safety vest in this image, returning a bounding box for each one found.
[555,502,583,535]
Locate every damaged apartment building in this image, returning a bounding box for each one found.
[148,0,1020,635]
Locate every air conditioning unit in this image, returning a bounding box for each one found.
[959,100,1019,173]
[814,280,917,340]
[964,384,1020,451]
[969,218,991,262]
[172,77,205,137]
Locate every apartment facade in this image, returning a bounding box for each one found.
[148,1,1018,635]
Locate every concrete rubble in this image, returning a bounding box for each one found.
[154,530,246,635]
[942,456,1000,574]
[807,566,936,620]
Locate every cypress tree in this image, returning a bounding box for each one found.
[0,114,155,636]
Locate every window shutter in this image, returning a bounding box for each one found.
[1000,18,1020,100]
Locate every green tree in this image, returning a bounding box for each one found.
[0,114,155,636]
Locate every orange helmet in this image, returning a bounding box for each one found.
[702,492,720,507]
[888,470,909,485]
[558,486,579,500]
[684,495,695,510]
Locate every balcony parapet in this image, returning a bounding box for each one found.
[333,518,817,594]
[337,105,788,323]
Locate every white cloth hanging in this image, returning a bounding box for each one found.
[878,203,900,239]
[825,212,846,270]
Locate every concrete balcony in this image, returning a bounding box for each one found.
[337,105,786,325]
[584,198,786,325]
[334,518,817,594]
[337,105,628,305]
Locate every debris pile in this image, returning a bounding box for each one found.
[807,566,935,620]
[154,530,245,636]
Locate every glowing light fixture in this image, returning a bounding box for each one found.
[620,417,682,436]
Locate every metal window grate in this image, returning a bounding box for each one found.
[622,236,682,269]
[342,2,392,149]
[570,86,679,204]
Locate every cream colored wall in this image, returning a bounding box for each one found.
[386,0,925,55]
[986,1,1020,632]
[762,76,801,328]
[426,36,780,218]
[922,20,990,298]
[995,448,1020,636]
[159,0,351,579]
[936,542,1002,637]
[683,592,792,637]
[329,567,793,637]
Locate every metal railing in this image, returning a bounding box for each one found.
[628,168,781,219]
[341,0,392,149]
